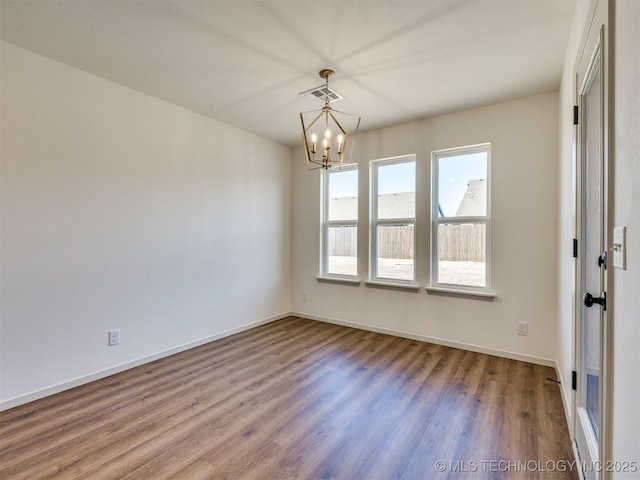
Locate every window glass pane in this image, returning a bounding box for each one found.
[376,224,414,280]
[437,152,487,217]
[377,162,415,219]
[327,225,357,276]
[437,223,486,287]
[328,169,358,221]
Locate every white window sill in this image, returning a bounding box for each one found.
[316,276,361,286]
[365,280,421,291]
[425,286,497,300]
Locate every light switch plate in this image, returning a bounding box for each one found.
[613,226,626,269]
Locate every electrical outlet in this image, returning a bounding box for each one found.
[108,329,120,346]
[302,292,309,302]
[517,322,528,336]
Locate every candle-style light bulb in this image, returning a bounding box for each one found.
[322,137,329,159]
[325,128,331,139]
[311,133,317,153]
[337,134,344,154]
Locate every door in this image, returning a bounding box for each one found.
[574,22,609,480]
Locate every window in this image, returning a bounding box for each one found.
[431,144,490,291]
[370,156,416,284]
[321,166,358,278]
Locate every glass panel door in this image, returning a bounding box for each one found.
[581,52,602,441]
[575,26,607,480]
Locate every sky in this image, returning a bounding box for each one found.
[438,152,487,216]
[329,169,358,197]
[328,162,415,198]
[377,162,415,195]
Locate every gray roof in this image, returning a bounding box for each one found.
[329,192,415,220]
[378,192,415,219]
[329,196,358,221]
[455,179,486,217]
[328,181,485,220]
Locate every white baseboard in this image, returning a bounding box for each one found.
[555,360,574,434]
[2,311,560,412]
[556,362,583,480]
[0,312,290,412]
[572,439,586,480]
[294,311,556,367]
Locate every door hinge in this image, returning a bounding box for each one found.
[573,105,579,125]
[573,238,578,258]
[572,370,577,390]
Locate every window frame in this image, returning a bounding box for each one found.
[369,155,417,286]
[430,144,491,293]
[320,164,359,280]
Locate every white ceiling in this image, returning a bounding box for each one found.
[0,0,577,147]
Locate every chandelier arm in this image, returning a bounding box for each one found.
[327,109,361,118]
[307,158,329,170]
[343,116,362,165]
[300,130,313,169]
[299,108,328,115]
[328,112,348,136]
[302,110,325,130]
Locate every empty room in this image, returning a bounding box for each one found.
[1,1,638,479]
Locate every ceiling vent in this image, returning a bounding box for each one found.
[299,84,343,103]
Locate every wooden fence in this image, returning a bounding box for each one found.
[377,225,414,259]
[437,224,486,262]
[328,224,485,261]
[327,226,357,256]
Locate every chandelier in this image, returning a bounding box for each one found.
[300,69,361,170]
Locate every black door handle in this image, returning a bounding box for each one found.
[598,251,607,268]
[583,292,606,310]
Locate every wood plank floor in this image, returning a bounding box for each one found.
[0,316,577,479]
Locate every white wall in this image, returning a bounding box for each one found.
[291,92,559,364]
[611,1,640,476]
[557,1,640,476]
[0,42,292,408]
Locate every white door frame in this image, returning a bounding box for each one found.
[572,1,614,479]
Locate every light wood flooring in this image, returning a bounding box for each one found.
[0,316,577,479]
